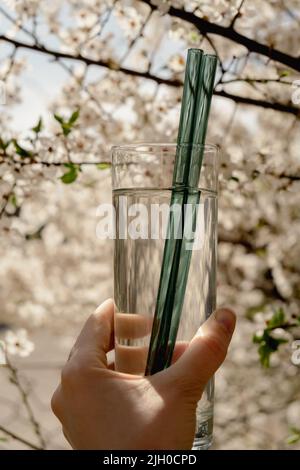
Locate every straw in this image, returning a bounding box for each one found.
[145,51,218,375]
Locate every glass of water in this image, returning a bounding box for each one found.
[111,143,219,450]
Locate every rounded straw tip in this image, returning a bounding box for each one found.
[188,48,203,55]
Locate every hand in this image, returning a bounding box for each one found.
[51,299,235,450]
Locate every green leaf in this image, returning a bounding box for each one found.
[256,218,267,228]
[253,329,288,367]
[253,332,263,344]
[190,31,200,43]
[255,248,266,257]
[54,114,71,136]
[68,109,80,125]
[25,224,46,241]
[63,162,82,172]
[60,163,79,184]
[0,137,10,150]
[96,162,111,170]
[54,113,64,124]
[9,193,17,208]
[54,109,80,136]
[268,335,288,348]
[246,304,265,319]
[61,169,78,184]
[286,428,300,445]
[230,176,239,182]
[266,308,286,329]
[32,117,43,134]
[279,70,290,77]
[258,342,273,368]
[62,124,72,137]
[13,140,33,158]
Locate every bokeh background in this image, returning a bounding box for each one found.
[0,0,300,450]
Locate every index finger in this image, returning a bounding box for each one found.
[69,299,115,365]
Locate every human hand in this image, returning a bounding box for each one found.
[51,299,235,450]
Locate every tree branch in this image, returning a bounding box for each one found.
[230,0,247,28]
[0,424,43,450]
[119,9,153,64]
[0,34,298,116]
[142,0,300,72]
[5,354,46,449]
[215,90,299,116]
[0,34,182,84]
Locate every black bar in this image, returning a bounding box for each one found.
[0,449,298,467]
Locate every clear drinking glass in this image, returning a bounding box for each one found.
[111,143,219,450]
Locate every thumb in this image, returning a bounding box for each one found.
[163,308,236,400]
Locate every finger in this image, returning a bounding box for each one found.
[171,341,189,363]
[162,308,236,399]
[68,299,115,366]
[51,384,63,419]
[62,426,74,448]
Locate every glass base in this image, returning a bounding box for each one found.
[192,435,213,450]
[192,412,213,450]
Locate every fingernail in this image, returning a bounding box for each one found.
[215,308,236,334]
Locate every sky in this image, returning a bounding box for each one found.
[0,2,258,135]
[0,3,186,133]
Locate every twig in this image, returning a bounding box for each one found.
[266,322,300,332]
[281,0,300,24]
[214,89,299,116]
[203,33,225,73]
[0,425,43,450]
[222,102,238,141]
[1,46,17,82]
[5,354,46,449]
[230,0,246,28]
[0,5,41,46]
[119,9,153,64]
[54,58,113,122]
[3,159,111,167]
[221,77,294,86]
[78,0,117,49]
[0,182,16,218]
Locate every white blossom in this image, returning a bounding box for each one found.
[4,329,34,357]
[168,54,185,73]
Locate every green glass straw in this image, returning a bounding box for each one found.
[145,51,218,375]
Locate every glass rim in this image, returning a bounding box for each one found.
[111,142,219,154]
